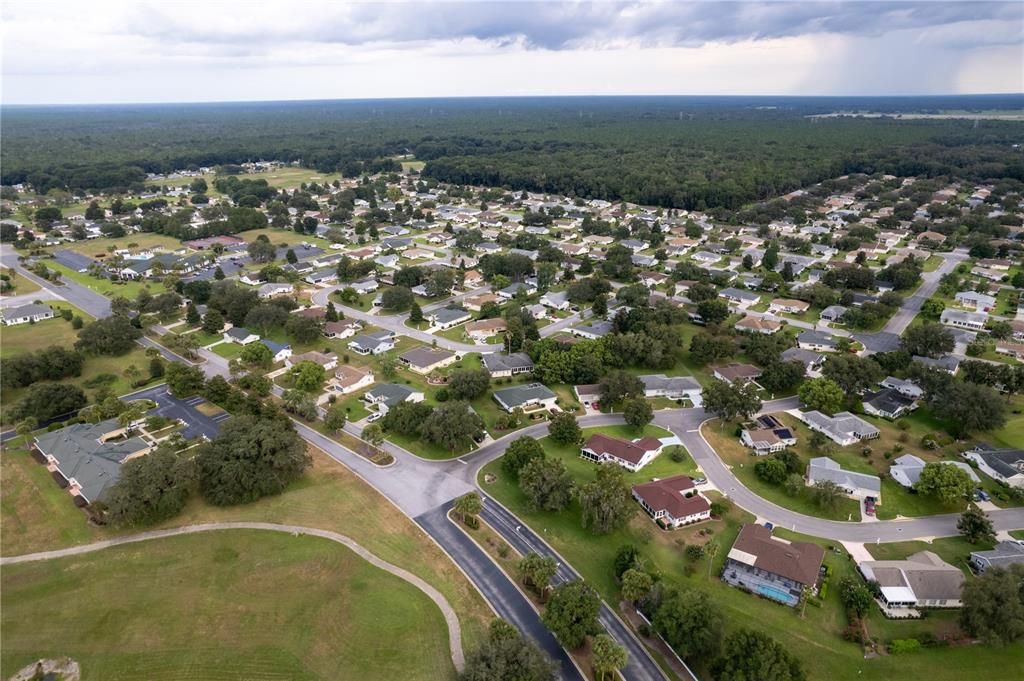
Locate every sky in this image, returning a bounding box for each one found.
[2,1,1022,104]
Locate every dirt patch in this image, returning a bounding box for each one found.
[194,401,225,417]
[8,658,80,681]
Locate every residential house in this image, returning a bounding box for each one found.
[2,303,55,326]
[574,384,602,408]
[464,292,500,312]
[223,327,259,345]
[798,330,840,352]
[364,383,425,414]
[806,457,882,501]
[963,446,1024,488]
[722,524,825,608]
[539,290,571,310]
[581,433,666,472]
[632,475,712,528]
[719,287,760,310]
[912,354,960,375]
[781,347,825,376]
[570,320,613,340]
[32,418,153,504]
[940,309,987,331]
[620,239,649,252]
[286,350,338,371]
[768,298,810,315]
[640,271,669,289]
[969,541,1024,574]
[889,454,979,490]
[304,268,338,286]
[350,278,379,295]
[740,415,798,455]
[462,269,484,288]
[330,364,375,395]
[257,283,294,299]
[429,307,472,330]
[481,352,534,378]
[916,231,947,246]
[955,291,997,312]
[497,282,537,299]
[465,318,507,341]
[879,376,924,399]
[349,330,397,356]
[712,363,762,385]
[734,316,782,335]
[492,383,557,413]
[819,305,847,322]
[323,319,363,339]
[640,374,703,407]
[862,388,918,419]
[399,347,457,374]
[995,340,1024,360]
[797,410,880,446]
[261,339,292,364]
[858,552,964,609]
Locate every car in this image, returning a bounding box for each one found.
[692,477,707,486]
[864,498,876,515]
[764,522,774,530]
[365,411,383,423]
[974,489,990,502]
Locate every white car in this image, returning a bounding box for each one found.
[365,411,383,423]
[330,243,346,250]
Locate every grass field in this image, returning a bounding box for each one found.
[1,530,455,681]
[0,267,41,296]
[477,447,1024,681]
[0,445,492,653]
[46,261,154,299]
[0,304,84,358]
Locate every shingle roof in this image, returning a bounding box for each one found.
[729,524,824,586]
[584,433,662,466]
[633,475,709,519]
[482,352,534,373]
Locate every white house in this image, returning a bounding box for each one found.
[581,433,665,472]
[1,303,55,326]
[940,309,987,331]
[632,475,711,528]
[797,410,880,447]
[955,291,997,312]
[807,457,882,501]
[639,374,703,406]
[223,327,260,345]
[963,447,1024,488]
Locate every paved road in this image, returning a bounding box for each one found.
[0,521,466,672]
[480,495,677,681]
[1,245,112,318]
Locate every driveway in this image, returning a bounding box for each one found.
[127,384,226,441]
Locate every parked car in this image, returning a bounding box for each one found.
[366,411,383,423]
[864,497,876,515]
[974,489,990,502]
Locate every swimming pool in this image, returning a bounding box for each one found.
[757,584,798,605]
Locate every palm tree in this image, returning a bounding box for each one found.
[118,401,148,435]
[705,541,720,579]
[453,492,482,521]
[14,418,37,439]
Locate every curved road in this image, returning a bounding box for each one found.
[0,521,466,672]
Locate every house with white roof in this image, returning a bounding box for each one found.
[806,456,881,501]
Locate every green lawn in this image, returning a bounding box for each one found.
[0,304,85,357]
[0,530,455,681]
[0,267,41,296]
[211,342,243,359]
[46,261,153,299]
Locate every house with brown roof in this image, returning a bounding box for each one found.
[399,346,457,374]
[323,319,363,339]
[464,292,501,312]
[632,475,711,528]
[465,318,507,341]
[916,231,947,246]
[286,350,338,371]
[329,364,375,395]
[580,433,665,472]
[768,298,810,315]
[722,524,825,607]
[734,316,782,335]
[712,363,762,385]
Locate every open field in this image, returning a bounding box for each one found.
[1,267,41,296]
[477,451,1024,681]
[0,444,492,652]
[45,261,154,299]
[52,234,186,257]
[0,304,85,358]
[1,530,455,681]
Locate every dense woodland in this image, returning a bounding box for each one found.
[3,95,1023,209]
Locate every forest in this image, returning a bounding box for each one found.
[3,95,1022,209]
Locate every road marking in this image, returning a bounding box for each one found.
[456,458,468,465]
[686,429,699,433]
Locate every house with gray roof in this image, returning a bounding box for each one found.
[879,376,924,399]
[482,352,534,378]
[807,456,881,501]
[889,454,979,490]
[33,419,153,504]
[349,330,397,355]
[781,347,825,376]
[223,326,259,345]
[797,410,879,447]
[492,383,557,413]
[819,305,847,322]
[539,290,570,310]
[969,541,1024,574]
[428,306,472,330]
[399,346,456,374]
[570,319,613,340]
[718,287,760,309]
[858,551,964,609]
[640,374,703,406]
[2,303,55,326]
[862,388,918,419]
[364,383,425,413]
[497,282,537,299]
[912,354,960,375]
[798,330,840,352]
[261,339,292,364]
[304,267,338,285]
[963,446,1024,488]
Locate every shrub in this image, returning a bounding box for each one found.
[638,623,652,637]
[464,515,480,530]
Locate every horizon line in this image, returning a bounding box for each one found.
[4,92,1023,108]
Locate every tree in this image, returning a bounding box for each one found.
[240,340,273,367]
[542,580,601,649]
[201,309,225,334]
[281,389,318,420]
[711,628,806,681]
[454,491,482,520]
[421,401,485,452]
[14,417,37,438]
[690,333,736,364]
[409,300,424,323]
[821,354,883,395]
[784,473,805,496]
[460,619,557,681]
[518,552,558,599]
[197,415,310,505]
[592,293,608,317]
[620,568,653,604]
[798,378,844,414]
[185,302,200,325]
[599,370,644,409]
[285,248,298,264]
[591,634,628,681]
[285,315,322,344]
[758,360,805,394]
[579,466,636,534]
[503,436,546,477]
[290,360,326,392]
[921,298,945,319]
[7,383,87,422]
[701,379,762,422]
[957,506,996,545]
[325,301,340,322]
[622,398,653,430]
[323,403,347,432]
[448,368,491,400]
[959,564,1024,646]
[928,381,1006,437]
[247,237,276,263]
[901,322,954,358]
[810,480,842,511]
[916,463,973,504]
[164,364,206,395]
[362,423,385,448]
[381,286,415,311]
[104,444,193,526]
[520,457,575,511]
[75,315,142,355]
[213,265,225,280]
[654,587,723,660]
[838,576,873,618]
[548,411,583,446]
[754,458,788,484]
[244,304,289,334]
[696,299,730,325]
